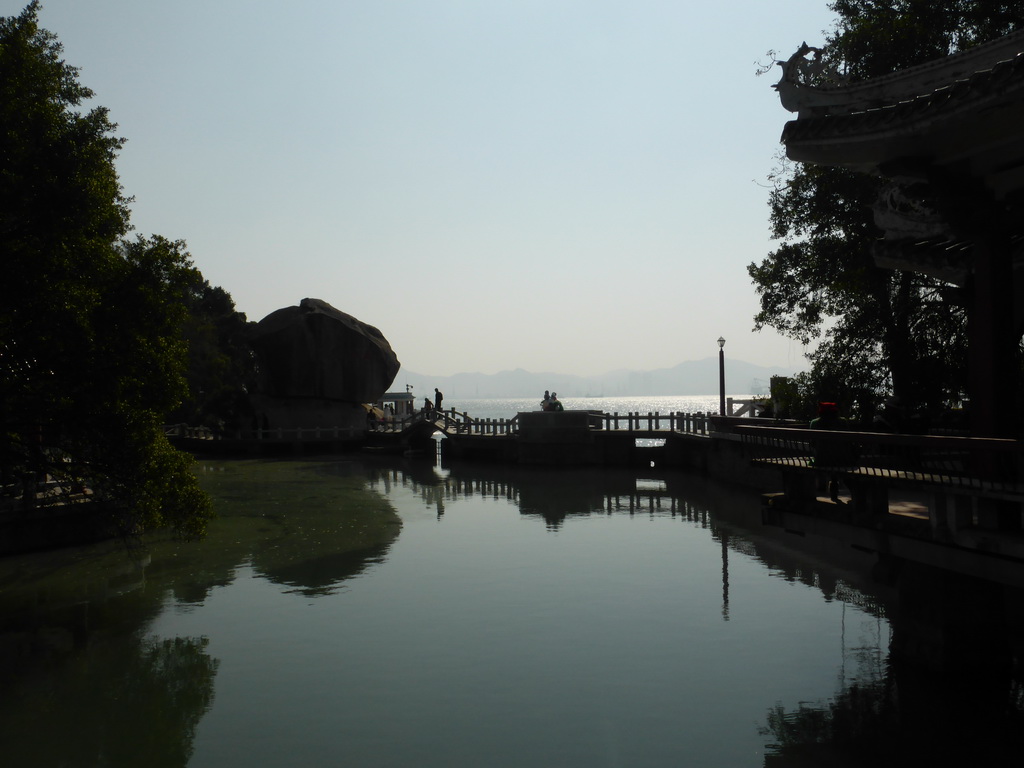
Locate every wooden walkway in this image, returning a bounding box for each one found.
[735,424,1024,500]
[734,423,1024,571]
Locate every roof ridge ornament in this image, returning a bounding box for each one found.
[774,43,849,117]
[775,30,1024,120]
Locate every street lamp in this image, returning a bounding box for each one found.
[717,337,726,416]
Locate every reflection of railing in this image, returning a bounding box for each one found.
[367,468,715,519]
[737,425,1024,497]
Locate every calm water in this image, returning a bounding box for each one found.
[1,454,1021,766]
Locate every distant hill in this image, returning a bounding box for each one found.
[390,358,802,400]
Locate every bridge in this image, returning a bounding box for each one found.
[366,408,712,438]
[364,408,715,464]
[168,408,715,463]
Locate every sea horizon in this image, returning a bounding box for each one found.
[441,394,755,421]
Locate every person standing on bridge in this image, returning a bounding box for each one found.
[434,388,444,413]
[550,393,564,411]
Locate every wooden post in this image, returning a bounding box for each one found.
[969,232,1015,439]
[719,345,726,416]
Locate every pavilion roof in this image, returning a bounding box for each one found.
[778,40,1024,201]
[775,30,1024,292]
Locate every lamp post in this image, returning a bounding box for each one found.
[717,336,726,416]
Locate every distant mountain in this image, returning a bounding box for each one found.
[390,358,802,400]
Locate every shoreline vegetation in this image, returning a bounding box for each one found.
[1,459,403,602]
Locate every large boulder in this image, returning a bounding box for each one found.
[248,299,400,429]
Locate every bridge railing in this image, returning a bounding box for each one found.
[735,424,1024,497]
[599,412,710,435]
[428,410,712,436]
[166,424,365,441]
[437,410,521,436]
[253,426,363,440]
[166,410,714,442]
[165,424,217,439]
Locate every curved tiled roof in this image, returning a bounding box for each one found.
[781,50,1024,147]
[776,28,1024,117]
[779,38,1024,209]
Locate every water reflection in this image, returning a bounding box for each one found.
[188,459,402,598]
[763,648,1024,765]
[0,548,218,767]
[0,458,402,767]
[366,462,718,529]
[367,458,1024,764]
[0,456,1021,765]
[366,461,881,605]
[1,632,216,767]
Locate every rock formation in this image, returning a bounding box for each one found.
[248,298,400,430]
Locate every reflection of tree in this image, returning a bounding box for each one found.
[255,542,392,597]
[762,679,899,766]
[187,459,403,598]
[763,667,1024,766]
[761,564,1024,766]
[0,632,217,767]
[0,457,410,765]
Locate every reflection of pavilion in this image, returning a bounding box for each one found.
[776,31,1024,438]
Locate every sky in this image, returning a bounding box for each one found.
[12,0,836,377]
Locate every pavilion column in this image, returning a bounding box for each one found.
[968,233,1015,438]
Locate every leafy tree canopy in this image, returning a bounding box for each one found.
[1,2,211,540]
[750,1,1022,422]
[170,278,256,434]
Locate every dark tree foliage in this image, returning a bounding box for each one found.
[750,1,1022,420]
[0,632,218,767]
[170,279,256,434]
[0,2,211,539]
[827,0,1024,76]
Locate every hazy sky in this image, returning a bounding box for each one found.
[15,0,835,376]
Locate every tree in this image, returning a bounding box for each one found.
[170,278,256,435]
[750,1,1022,421]
[0,2,211,539]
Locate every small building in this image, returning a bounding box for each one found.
[377,390,416,418]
